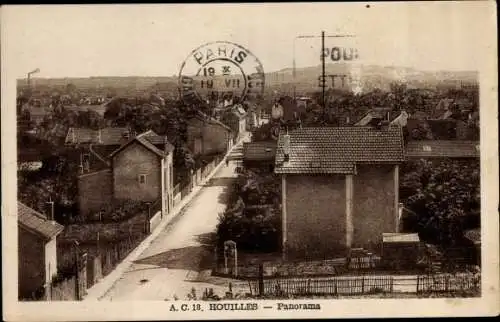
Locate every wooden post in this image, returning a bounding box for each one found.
[74,244,79,300]
[281,174,287,260]
[258,263,264,296]
[234,248,238,277]
[416,275,420,294]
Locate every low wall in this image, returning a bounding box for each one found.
[78,169,113,218]
[148,211,162,234]
[173,193,182,207]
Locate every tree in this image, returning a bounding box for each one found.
[400,159,480,247]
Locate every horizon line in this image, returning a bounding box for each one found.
[15,63,479,81]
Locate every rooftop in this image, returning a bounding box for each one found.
[243,141,277,161]
[18,202,64,240]
[275,126,405,174]
[405,140,480,158]
[189,111,233,132]
[65,127,132,145]
[110,130,174,159]
[382,233,420,243]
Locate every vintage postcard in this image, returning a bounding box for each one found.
[1,2,499,321]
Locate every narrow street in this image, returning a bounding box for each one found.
[100,160,242,301]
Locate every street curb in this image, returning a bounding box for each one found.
[83,138,245,301]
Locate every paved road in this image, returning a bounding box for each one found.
[101,162,241,301]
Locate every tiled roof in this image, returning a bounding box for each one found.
[140,130,169,146]
[65,127,131,145]
[189,111,233,132]
[405,140,479,158]
[275,126,405,174]
[18,202,64,240]
[243,141,277,161]
[109,130,174,159]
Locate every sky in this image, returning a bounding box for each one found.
[1,2,496,79]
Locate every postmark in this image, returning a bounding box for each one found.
[179,41,265,106]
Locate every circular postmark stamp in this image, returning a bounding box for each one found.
[179,41,265,106]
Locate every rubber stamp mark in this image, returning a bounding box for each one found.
[179,41,265,106]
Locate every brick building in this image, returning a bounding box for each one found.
[18,202,64,300]
[186,112,233,157]
[275,126,405,260]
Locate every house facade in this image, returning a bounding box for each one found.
[221,105,247,143]
[275,126,405,260]
[186,112,233,157]
[18,202,64,300]
[110,130,175,216]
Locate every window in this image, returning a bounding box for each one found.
[138,174,147,184]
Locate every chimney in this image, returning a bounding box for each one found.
[376,120,390,131]
[46,200,55,222]
[283,133,290,162]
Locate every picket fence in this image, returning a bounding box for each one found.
[252,276,394,296]
[416,274,480,294]
[250,273,480,297]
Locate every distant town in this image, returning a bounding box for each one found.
[17,62,480,302]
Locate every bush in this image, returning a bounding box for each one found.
[77,199,149,224]
[216,170,281,252]
[400,159,480,247]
